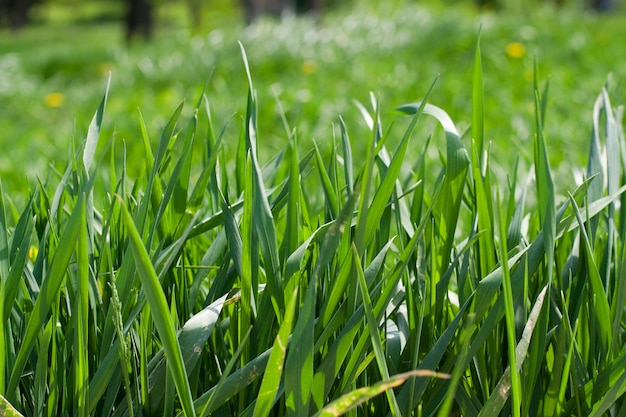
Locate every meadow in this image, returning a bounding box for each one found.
[2,0,626,415]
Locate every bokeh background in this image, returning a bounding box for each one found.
[1,0,625,200]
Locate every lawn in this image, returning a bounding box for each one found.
[1,0,625,197]
[2,0,626,416]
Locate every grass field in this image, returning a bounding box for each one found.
[2,0,626,416]
[1,0,625,197]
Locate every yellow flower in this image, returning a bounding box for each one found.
[44,92,64,108]
[28,246,39,261]
[505,42,526,59]
[301,60,316,75]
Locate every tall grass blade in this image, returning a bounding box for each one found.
[533,65,556,284]
[353,244,402,415]
[118,198,196,417]
[477,285,548,416]
[7,195,84,400]
[83,74,110,173]
[253,286,298,417]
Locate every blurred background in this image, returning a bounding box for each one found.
[0,0,625,200]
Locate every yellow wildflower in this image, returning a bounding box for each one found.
[44,92,64,108]
[505,42,526,59]
[29,246,38,261]
[301,60,316,75]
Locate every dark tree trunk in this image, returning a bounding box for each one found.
[295,0,321,15]
[126,0,153,41]
[0,0,32,29]
[241,0,285,24]
[591,0,614,11]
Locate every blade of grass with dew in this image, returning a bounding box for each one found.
[253,286,299,417]
[352,244,402,416]
[118,197,196,417]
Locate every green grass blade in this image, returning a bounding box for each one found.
[285,190,358,416]
[118,197,196,417]
[253,286,298,417]
[147,294,228,413]
[533,68,556,284]
[339,116,354,196]
[478,285,549,416]
[75,200,90,417]
[472,30,484,165]
[568,194,612,350]
[352,244,402,416]
[314,370,448,417]
[83,74,110,173]
[0,395,24,417]
[7,195,84,400]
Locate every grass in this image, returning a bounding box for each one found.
[2,1,626,415]
[2,21,626,414]
[1,0,626,198]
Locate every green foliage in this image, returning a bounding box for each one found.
[2,21,626,417]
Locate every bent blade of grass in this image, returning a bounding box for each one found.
[147,294,228,413]
[253,286,298,417]
[7,195,84,400]
[314,370,449,417]
[118,197,196,417]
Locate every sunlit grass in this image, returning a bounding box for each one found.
[2,33,626,415]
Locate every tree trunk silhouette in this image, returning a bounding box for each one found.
[591,0,614,11]
[0,0,33,29]
[126,0,153,41]
[242,0,321,24]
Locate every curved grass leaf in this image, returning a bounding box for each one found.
[118,197,196,417]
[315,370,449,417]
